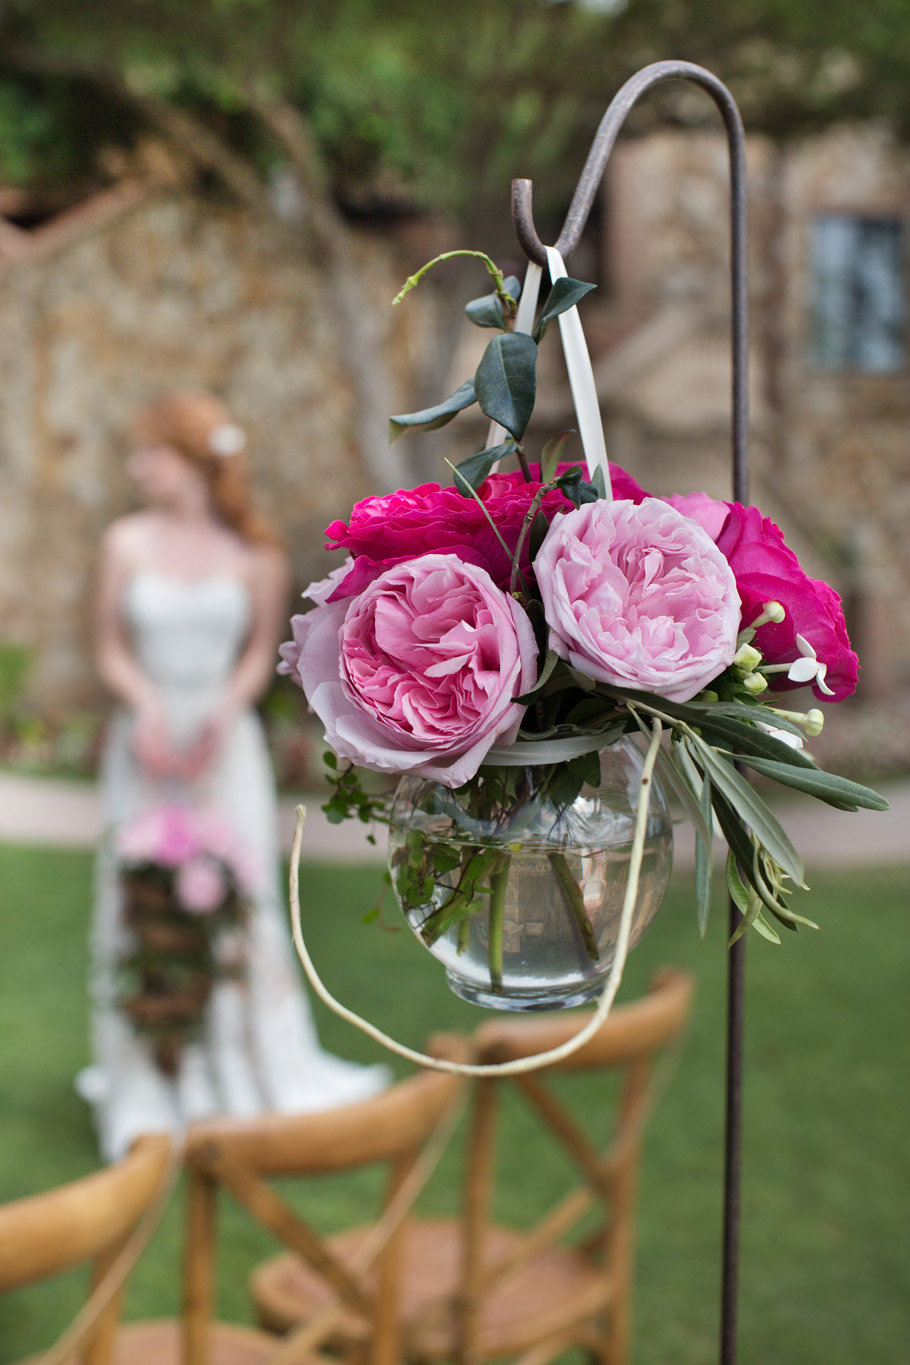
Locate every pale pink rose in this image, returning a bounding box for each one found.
[535,498,741,702]
[190,806,256,892]
[288,553,537,787]
[176,856,228,914]
[278,558,355,679]
[117,803,201,865]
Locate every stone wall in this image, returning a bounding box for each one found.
[0,190,437,711]
[570,126,910,696]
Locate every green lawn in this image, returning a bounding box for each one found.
[1,840,908,1364]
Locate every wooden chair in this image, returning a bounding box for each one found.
[251,968,694,1365]
[180,1064,463,1365]
[0,1133,182,1365]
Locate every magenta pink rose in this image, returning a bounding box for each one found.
[176,856,227,914]
[286,553,538,787]
[668,495,858,702]
[535,498,741,702]
[322,461,649,599]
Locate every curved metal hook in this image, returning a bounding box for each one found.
[513,58,749,505]
[513,60,750,1365]
[512,60,744,265]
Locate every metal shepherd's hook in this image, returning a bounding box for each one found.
[511,59,750,1365]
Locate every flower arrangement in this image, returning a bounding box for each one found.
[116,803,252,1072]
[280,252,887,1006]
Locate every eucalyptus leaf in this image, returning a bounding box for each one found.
[389,380,477,441]
[464,275,522,329]
[474,332,538,440]
[452,441,517,494]
[532,277,597,342]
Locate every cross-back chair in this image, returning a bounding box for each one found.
[0,1133,176,1365]
[252,967,694,1365]
[181,1064,463,1365]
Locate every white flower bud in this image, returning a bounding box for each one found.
[742,671,768,695]
[803,709,825,737]
[733,643,763,672]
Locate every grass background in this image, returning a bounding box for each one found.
[1,839,908,1364]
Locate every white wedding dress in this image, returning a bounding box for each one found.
[79,571,388,1162]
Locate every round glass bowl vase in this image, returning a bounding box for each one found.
[387,737,673,1011]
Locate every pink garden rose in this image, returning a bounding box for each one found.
[117,803,202,866]
[322,461,648,599]
[283,553,537,787]
[535,498,741,702]
[668,495,858,702]
[176,856,228,914]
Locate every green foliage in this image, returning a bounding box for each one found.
[2,841,909,1363]
[8,0,910,217]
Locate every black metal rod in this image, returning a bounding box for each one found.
[511,60,751,1365]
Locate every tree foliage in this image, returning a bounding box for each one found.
[3,0,910,219]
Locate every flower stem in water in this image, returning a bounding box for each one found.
[547,851,600,961]
[487,857,510,989]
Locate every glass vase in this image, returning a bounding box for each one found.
[387,737,673,1011]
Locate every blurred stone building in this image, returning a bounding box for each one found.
[2,120,909,717]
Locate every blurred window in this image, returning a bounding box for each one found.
[811,215,905,372]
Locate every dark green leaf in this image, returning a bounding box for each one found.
[539,430,573,484]
[515,648,561,704]
[474,332,538,439]
[528,509,550,562]
[464,275,521,329]
[532,277,597,342]
[695,773,714,938]
[689,735,805,886]
[590,464,608,499]
[389,379,476,441]
[452,441,516,494]
[729,754,891,811]
[695,714,817,769]
[651,745,714,852]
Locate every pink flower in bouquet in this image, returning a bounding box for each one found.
[667,494,858,701]
[175,856,228,914]
[322,461,648,598]
[117,803,202,866]
[535,498,741,703]
[287,553,537,787]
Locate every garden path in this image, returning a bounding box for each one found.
[0,770,907,869]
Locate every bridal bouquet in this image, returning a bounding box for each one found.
[116,803,252,1071]
[279,252,887,1005]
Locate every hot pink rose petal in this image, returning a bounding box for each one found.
[288,553,538,787]
[535,498,741,702]
[322,461,649,599]
[666,494,858,702]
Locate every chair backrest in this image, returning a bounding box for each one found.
[182,1066,463,1365]
[0,1133,175,1365]
[439,968,694,1365]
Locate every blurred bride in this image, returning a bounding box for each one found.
[78,389,387,1161]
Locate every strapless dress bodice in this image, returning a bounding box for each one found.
[123,572,251,689]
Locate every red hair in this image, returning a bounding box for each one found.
[132,390,279,546]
